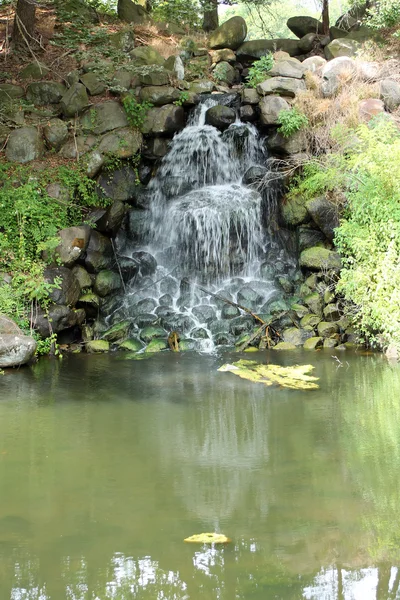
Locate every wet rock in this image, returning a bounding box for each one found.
[160,313,195,333]
[87,340,110,353]
[135,313,159,328]
[306,196,339,242]
[159,276,179,296]
[323,337,339,349]
[297,225,327,252]
[299,247,342,271]
[209,16,247,50]
[192,304,216,324]
[118,337,144,351]
[318,321,339,337]
[140,325,167,343]
[6,127,44,163]
[179,338,197,351]
[44,267,80,306]
[221,304,240,319]
[131,298,157,314]
[54,226,91,267]
[158,294,172,306]
[237,286,263,310]
[26,81,66,105]
[60,82,89,117]
[155,306,174,318]
[145,338,168,352]
[131,251,157,277]
[239,105,256,122]
[257,76,306,98]
[80,101,128,134]
[102,320,131,342]
[243,166,268,186]
[76,292,100,319]
[143,137,170,159]
[84,230,113,273]
[94,270,121,297]
[97,165,140,203]
[71,265,92,289]
[323,303,341,321]
[229,315,254,336]
[191,327,210,339]
[205,105,236,130]
[95,201,126,237]
[282,327,313,346]
[287,15,323,38]
[300,314,321,328]
[303,336,323,350]
[43,118,68,150]
[0,334,36,368]
[273,341,296,350]
[141,105,185,136]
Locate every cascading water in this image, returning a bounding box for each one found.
[112,97,295,351]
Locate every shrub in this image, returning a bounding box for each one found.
[122,94,153,128]
[367,0,400,29]
[246,54,273,88]
[277,108,309,138]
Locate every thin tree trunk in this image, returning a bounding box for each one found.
[13,0,36,48]
[202,0,219,32]
[322,0,330,35]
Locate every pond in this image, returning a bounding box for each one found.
[1,349,400,599]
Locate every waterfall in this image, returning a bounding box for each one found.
[112,96,294,351]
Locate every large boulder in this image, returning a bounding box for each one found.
[237,39,301,60]
[306,196,339,242]
[98,128,142,158]
[34,304,85,337]
[320,56,357,97]
[60,82,89,117]
[44,266,81,306]
[54,226,91,267]
[269,58,305,79]
[93,200,126,236]
[94,270,122,297]
[140,85,180,106]
[118,0,148,23]
[43,118,69,150]
[80,101,128,134]
[138,70,170,86]
[256,76,306,98]
[141,105,185,136]
[80,72,107,96]
[280,194,309,226]
[213,61,236,85]
[0,334,37,368]
[0,315,22,335]
[189,80,215,94]
[325,38,361,60]
[26,81,66,105]
[209,16,247,50]
[84,230,113,273]
[6,127,44,163]
[299,247,342,271]
[282,326,313,346]
[0,83,24,103]
[286,16,323,38]
[130,46,164,66]
[302,56,326,73]
[209,48,236,64]
[97,164,139,202]
[259,95,290,126]
[267,130,306,155]
[379,79,400,112]
[205,105,236,130]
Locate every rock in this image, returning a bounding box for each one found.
[130,45,164,66]
[320,56,358,97]
[20,62,50,80]
[300,314,321,328]
[145,338,168,352]
[303,336,323,350]
[95,201,126,236]
[257,76,306,98]
[205,105,236,130]
[87,340,110,353]
[26,81,66,106]
[283,326,313,346]
[60,82,89,117]
[140,325,167,343]
[237,286,263,309]
[210,48,236,63]
[109,28,135,52]
[323,303,341,321]
[84,230,113,273]
[0,334,37,368]
[34,304,84,337]
[134,313,159,328]
[54,226,91,267]
[241,88,260,105]
[102,320,131,342]
[379,79,400,112]
[330,26,349,40]
[98,127,142,158]
[273,341,296,350]
[80,101,128,134]
[209,16,247,50]
[306,196,339,242]
[0,315,22,335]
[213,61,236,85]
[325,38,361,60]
[243,166,268,185]
[304,292,323,316]
[298,225,327,252]
[0,84,24,103]
[302,56,326,73]
[299,32,319,53]
[94,270,121,297]
[118,338,144,351]
[189,80,215,94]
[43,118,68,150]
[323,337,339,348]
[237,39,301,60]
[138,70,170,86]
[140,85,180,106]
[97,165,139,202]
[84,150,105,178]
[318,321,339,337]
[143,137,170,159]
[118,0,148,23]
[269,58,305,79]
[80,72,106,96]
[191,305,216,324]
[286,16,323,38]
[358,61,380,81]
[229,315,254,336]
[132,251,157,277]
[71,265,92,289]
[281,193,309,226]
[300,246,342,271]
[267,130,306,155]
[5,127,44,163]
[44,267,80,306]
[259,95,290,126]
[359,98,385,121]
[221,304,240,319]
[59,134,97,159]
[141,105,185,136]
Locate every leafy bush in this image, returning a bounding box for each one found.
[246,54,273,88]
[122,94,153,128]
[277,108,309,138]
[152,0,201,28]
[367,0,400,29]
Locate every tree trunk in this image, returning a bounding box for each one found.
[322,0,330,35]
[202,0,219,32]
[13,0,36,48]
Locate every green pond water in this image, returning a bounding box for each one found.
[1,350,400,599]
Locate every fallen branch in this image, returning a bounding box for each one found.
[195,283,266,325]
[236,311,287,352]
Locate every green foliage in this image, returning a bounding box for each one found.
[246,54,273,88]
[152,0,201,28]
[277,108,309,138]
[122,94,153,128]
[367,0,400,29]
[173,91,189,106]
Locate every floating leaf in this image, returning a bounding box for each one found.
[184,532,231,544]
[218,360,319,390]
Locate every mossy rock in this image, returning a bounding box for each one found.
[0,84,24,103]
[5,127,44,164]
[94,270,121,297]
[109,28,135,52]
[209,16,247,50]
[323,337,339,349]
[60,82,89,117]
[189,80,215,94]
[86,340,110,353]
[26,81,66,106]
[118,338,144,352]
[281,194,309,226]
[140,325,167,343]
[102,320,131,343]
[130,46,164,66]
[145,338,168,352]
[299,247,342,271]
[282,327,313,347]
[273,341,297,350]
[291,303,309,319]
[179,339,196,351]
[300,314,321,328]
[304,292,323,317]
[80,73,106,96]
[303,336,323,350]
[20,62,50,80]
[317,321,340,338]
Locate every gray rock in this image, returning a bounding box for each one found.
[6,127,44,163]
[0,334,37,367]
[84,230,113,273]
[259,95,290,126]
[26,81,66,105]
[257,76,306,98]
[325,38,361,60]
[135,313,159,328]
[84,150,105,178]
[267,130,306,155]
[306,196,339,242]
[210,48,236,64]
[304,292,323,316]
[159,293,173,306]
[80,72,106,96]
[44,266,81,306]
[209,16,247,50]
[237,39,301,60]
[95,201,126,236]
[298,225,327,252]
[118,0,148,23]
[221,304,240,319]
[0,315,22,335]
[287,16,323,38]
[192,304,216,324]
[143,137,170,159]
[80,101,128,134]
[282,326,313,346]
[54,226,91,267]
[269,58,305,79]
[318,321,339,337]
[59,134,97,159]
[130,46,164,66]
[132,298,157,314]
[131,251,157,276]
[110,69,132,91]
[141,105,185,136]
[98,127,142,158]
[109,28,135,52]
[139,70,170,86]
[160,276,178,296]
[0,84,24,104]
[20,62,50,80]
[229,315,254,336]
[243,166,268,185]
[126,209,149,242]
[302,56,326,73]
[323,303,341,321]
[330,26,349,40]
[60,82,89,117]
[160,313,195,333]
[205,105,236,130]
[140,85,180,106]
[237,286,263,309]
[213,61,236,85]
[298,32,318,53]
[34,304,84,337]
[189,80,215,94]
[379,79,400,112]
[43,118,68,150]
[191,327,210,339]
[97,165,139,202]
[94,270,122,297]
[71,265,92,289]
[241,88,260,105]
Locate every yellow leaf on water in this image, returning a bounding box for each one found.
[218,360,319,390]
[184,532,231,544]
